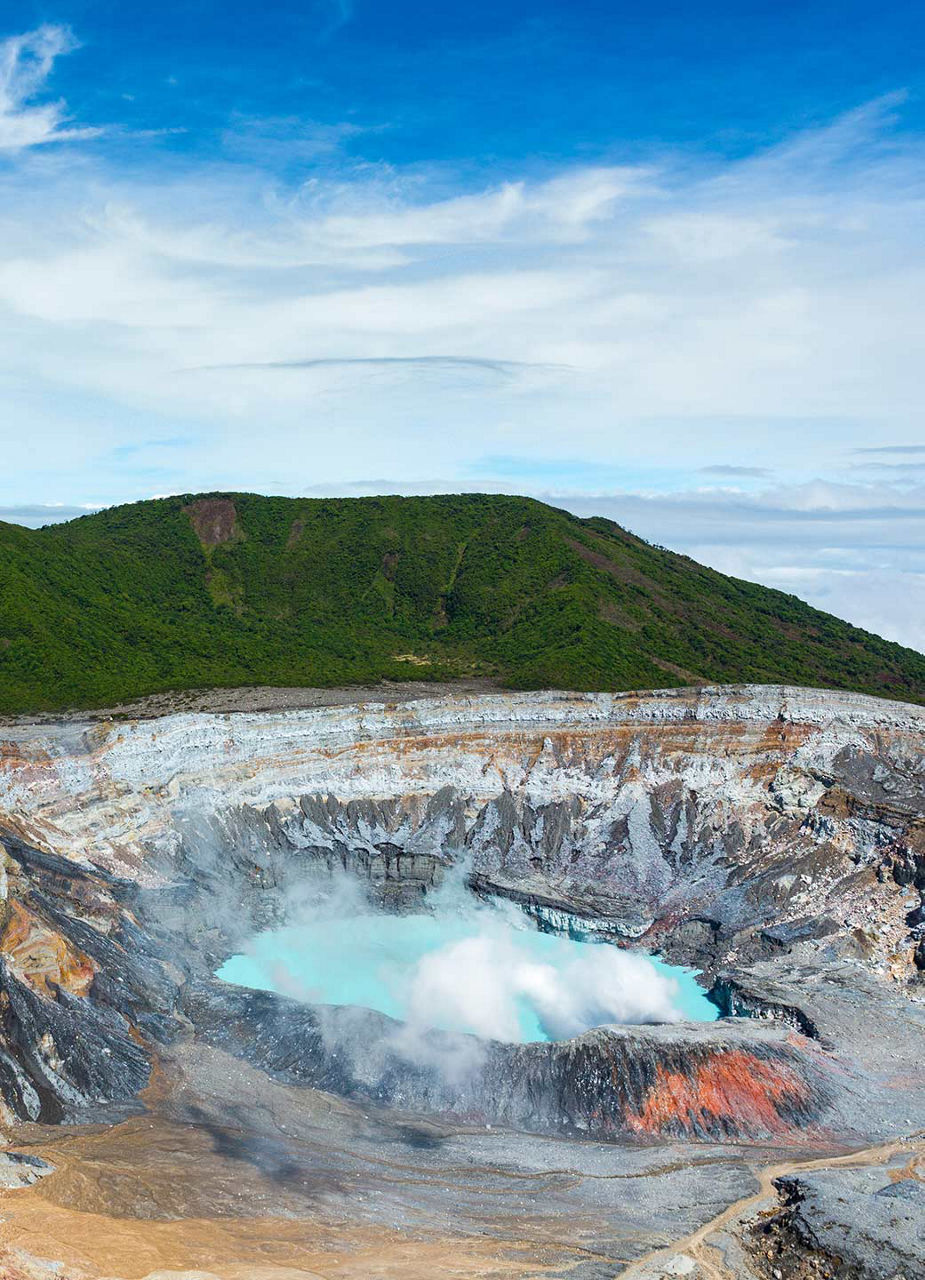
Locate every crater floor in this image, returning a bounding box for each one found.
[0,685,922,1279]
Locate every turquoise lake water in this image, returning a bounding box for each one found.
[218,898,717,1042]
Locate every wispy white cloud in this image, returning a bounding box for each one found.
[1,81,924,648]
[0,95,918,432]
[699,464,773,478]
[0,25,98,151]
[220,114,378,163]
[294,164,647,248]
[854,444,925,456]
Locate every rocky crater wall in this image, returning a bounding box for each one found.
[0,686,923,1144]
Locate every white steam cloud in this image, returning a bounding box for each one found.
[405,931,685,1043]
[220,861,691,1053]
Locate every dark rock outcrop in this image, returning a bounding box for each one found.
[749,1157,925,1280]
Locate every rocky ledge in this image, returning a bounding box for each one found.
[747,1155,925,1280]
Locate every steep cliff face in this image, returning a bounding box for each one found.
[3,686,922,963]
[0,686,922,1145]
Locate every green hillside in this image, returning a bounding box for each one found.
[0,491,923,714]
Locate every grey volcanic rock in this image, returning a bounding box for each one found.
[749,1156,925,1280]
[187,979,834,1140]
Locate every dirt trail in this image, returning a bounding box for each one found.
[623,1133,925,1280]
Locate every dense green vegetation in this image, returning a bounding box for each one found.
[1,491,923,714]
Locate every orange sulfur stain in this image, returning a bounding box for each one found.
[0,900,96,998]
[627,1050,809,1137]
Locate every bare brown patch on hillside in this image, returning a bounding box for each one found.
[567,536,667,611]
[649,656,705,684]
[184,498,242,548]
[598,598,641,632]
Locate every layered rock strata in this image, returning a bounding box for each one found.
[0,685,921,1145]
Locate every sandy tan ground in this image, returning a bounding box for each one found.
[0,1048,636,1280]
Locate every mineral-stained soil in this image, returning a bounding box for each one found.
[0,685,922,1278]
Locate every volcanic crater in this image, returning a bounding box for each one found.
[0,685,922,1279]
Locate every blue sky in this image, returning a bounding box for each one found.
[19,2,925,165]
[2,2,925,648]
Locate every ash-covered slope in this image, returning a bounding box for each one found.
[2,491,925,713]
